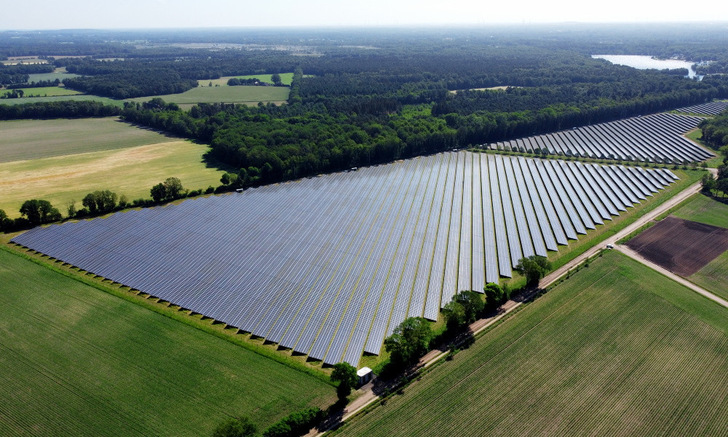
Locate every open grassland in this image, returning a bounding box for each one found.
[0,94,123,107]
[0,118,178,163]
[671,193,728,228]
[1,86,81,97]
[337,251,728,437]
[0,118,224,217]
[691,251,728,301]
[199,72,294,87]
[0,141,225,217]
[684,129,723,168]
[0,248,334,437]
[126,85,289,107]
[27,68,80,83]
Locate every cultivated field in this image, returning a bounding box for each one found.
[126,85,290,107]
[0,94,122,107]
[0,118,176,162]
[336,250,728,437]
[0,118,225,216]
[199,72,294,87]
[1,86,81,97]
[670,194,728,298]
[27,68,80,83]
[0,248,335,436]
[626,216,728,276]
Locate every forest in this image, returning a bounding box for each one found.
[2,25,728,188]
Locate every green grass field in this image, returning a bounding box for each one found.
[0,118,225,217]
[1,86,81,97]
[669,193,728,299]
[0,248,334,436]
[691,251,728,301]
[671,193,728,228]
[199,73,294,87]
[337,251,728,437]
[27,70,80,83]
[126,85,289,107]
[0,94,123,107]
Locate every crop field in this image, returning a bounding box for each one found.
[488,112,711,163]
[199,72,294,87]
[0,118,177,163]
[669,194,728,298]
[27,68,80,83]
[336,250,728,437]
[626,216,728,276]
[1,86,81,97]
[0,94,123,106]
[0,248,334,436]
[126,85,290,107]
[12,152,678,366]
[0,118,225,216]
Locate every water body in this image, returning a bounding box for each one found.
[593,54,701,79]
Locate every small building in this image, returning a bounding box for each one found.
[357,367,373,386]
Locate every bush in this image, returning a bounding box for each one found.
[212,416,257,437]
[262,407,324,437]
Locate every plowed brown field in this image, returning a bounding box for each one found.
[626,216,728,276]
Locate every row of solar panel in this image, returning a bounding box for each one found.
[12,152,677,366]
[488,113,712,163]
[676,101,728,116]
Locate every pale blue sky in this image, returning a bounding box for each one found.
[1,0,726,30]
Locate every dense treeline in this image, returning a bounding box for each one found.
[6,26,728,188]
[0,100,120,119]
[0,63,54,85]
[699,111,728,150]
[63,67,197,99]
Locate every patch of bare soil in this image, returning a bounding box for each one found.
[626,216,728,276]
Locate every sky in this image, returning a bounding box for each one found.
[1,0,726,30]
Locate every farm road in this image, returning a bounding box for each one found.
[616,244,728,309]
[315,169,715,436]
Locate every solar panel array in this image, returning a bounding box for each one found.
[675,101,728,116]
[12,153,677,366]
[488,113,712,163]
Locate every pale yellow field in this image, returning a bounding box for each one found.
[0,141,225,217]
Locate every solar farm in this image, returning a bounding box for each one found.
[12,152,678,366]
[488,113,712,163]
[676,101,728,116]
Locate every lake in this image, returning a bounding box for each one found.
[593,54,700,79]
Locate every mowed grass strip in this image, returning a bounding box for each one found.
[126,85,289,106]
[0,118,177,163]
[0,248,335,437]
[337,250,728,437]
